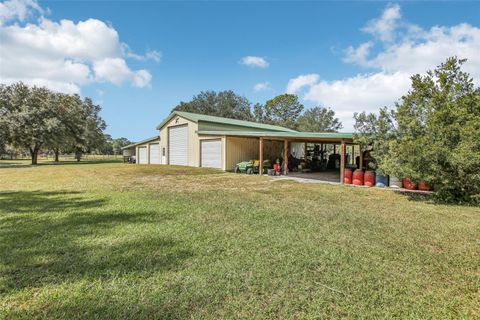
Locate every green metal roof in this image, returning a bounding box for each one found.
[121,136,160,149]
[156,111,297,132]
[197,130,354,140]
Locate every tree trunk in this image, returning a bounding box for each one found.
[54,148,59,162]
[75,150,81,162]
[30,145,40,165]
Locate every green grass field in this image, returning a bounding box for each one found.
[0,160,479,319]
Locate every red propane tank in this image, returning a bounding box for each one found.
[418,181,432,191]
[353,169,364,186]
[364,170,375,187]
[344,168,353,184]
[402,178,418,190]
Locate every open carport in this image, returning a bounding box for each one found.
[197,130,361,184]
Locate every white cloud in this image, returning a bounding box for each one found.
[123,44,162,62]
[287,3,480,131]
[362,3,401,42]
[343,41,373,65]
[132,70,152,88]
[303,72,411,130]
[253,82,271,92]
[145,50,162,62]
[286,74,320,94]
[0,0,43,24]
[93,58,133,85]
[240,56,269,68]
[0,0,159,93]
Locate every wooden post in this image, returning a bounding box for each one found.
[333,144,336,154]
[283,139,289,175]
[340,140,346,184]
[304,142,307,161]
[259,137,264,175]
[359,145,364,170]
[352,145,355,165]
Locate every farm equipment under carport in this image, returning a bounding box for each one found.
[234,160,271,174]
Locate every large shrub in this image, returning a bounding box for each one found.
[355,57,480,204]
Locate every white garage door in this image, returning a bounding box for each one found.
[201,139,222,169]
[138,147,148,164]
[149,143,160,164]
[168,125,188,165]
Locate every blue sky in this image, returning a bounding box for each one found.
[1,1,479,140]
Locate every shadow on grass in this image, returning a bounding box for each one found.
[0,191,193,295]
[0,191,106,214]
[394,190,435,203]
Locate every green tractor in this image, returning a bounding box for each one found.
[234,160,271,174]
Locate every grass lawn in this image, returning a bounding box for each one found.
[0,160,479,319]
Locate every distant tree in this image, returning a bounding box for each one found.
[172,90,254,121]
[45,93,84,162]
[73,98,107,161]
[297,106,343,132]
[354,57,480,204]
[0,83,107,164]
[111,137,132,155]
[97,134,114,155]
[254,94,304,129]
[0,83,60,165]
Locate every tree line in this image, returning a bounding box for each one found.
[0,83,131,164]
[173,91,343,132]
[1,57,477,203]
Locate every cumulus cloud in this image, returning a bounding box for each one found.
[132,70,152,88]
[240,56,269,68]
[0,0,159,93]
[303,72,411,130]
[253,82,271,92]
[362,3,402,42]
[287,3,480,130]
[286,74,320,94]
[0,0,43,24]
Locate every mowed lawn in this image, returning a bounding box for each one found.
[0,161,479,319]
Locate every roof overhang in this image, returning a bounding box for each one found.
[197,130,354,143]
[121,136,160,149]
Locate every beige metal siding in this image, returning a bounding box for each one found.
[225,138,285,171]
[159,115,199,167]
[225,137,259,171]
[134,138,160,164]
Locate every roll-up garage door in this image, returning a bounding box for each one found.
[201,139,222,169]
[149,143,160,164]
[168,125,188,165]
[138,147,148,164]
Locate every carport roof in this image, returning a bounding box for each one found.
[197,130,354,141]
[156,111,297,132]
[121,136,160,149]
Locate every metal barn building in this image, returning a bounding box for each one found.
[123,111,360,183]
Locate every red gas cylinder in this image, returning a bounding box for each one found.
[418,181,432,191]
[364,170,375,187]
[344,168,353,184]
[402,178,418,190]
[352,169,364,186]
[273,163,280,173]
